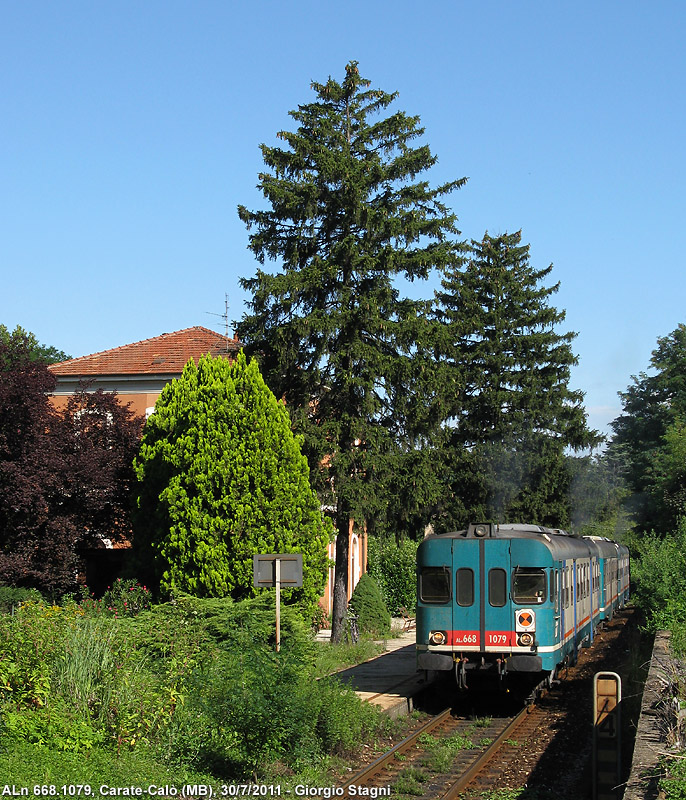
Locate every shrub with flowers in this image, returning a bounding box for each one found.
[102,578,151,617]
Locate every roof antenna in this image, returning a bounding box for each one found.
[206,293,231,352]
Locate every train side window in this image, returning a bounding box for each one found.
[420,567,451,604]
[456,568,474,607]
[512,568,546,604]
[550,568,556,605]
[489,568,507,607]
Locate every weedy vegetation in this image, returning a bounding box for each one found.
[0,589,394,786]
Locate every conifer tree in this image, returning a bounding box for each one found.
[435,231,598,526]
[237,62,465,640]
[132,352,331,615]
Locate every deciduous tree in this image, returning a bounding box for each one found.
[0,336,142,596]
[610,324,686,532]
[0,324,70,365]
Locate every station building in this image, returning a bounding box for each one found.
[48,326,365,610]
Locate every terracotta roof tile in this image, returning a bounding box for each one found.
[48,327,241,377]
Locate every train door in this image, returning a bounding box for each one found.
[553,567,561,644]
[451,537,512,650]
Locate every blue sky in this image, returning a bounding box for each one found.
[2,1,684,438]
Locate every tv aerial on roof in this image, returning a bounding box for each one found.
[206,293,232,352]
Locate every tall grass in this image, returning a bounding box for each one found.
[51,617,117,720]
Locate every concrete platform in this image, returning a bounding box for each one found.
[624,630,676,800]
[317,627,431,717]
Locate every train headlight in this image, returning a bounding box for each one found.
[429,631,447,646]
[518,632,534,647]
[474,524,489,537]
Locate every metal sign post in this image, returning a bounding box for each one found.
[253,553,303,653]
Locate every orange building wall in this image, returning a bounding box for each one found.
[49,391,161,418]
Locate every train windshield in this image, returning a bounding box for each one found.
[420,567,451,603]
[512,568,547,604]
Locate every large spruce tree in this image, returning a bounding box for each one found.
[236,62,465,640]
[434,231,598,527]
[132,352,331,615]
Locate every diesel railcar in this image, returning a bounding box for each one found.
[416,523,629,688]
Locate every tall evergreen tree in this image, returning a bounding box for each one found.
[434,231,598,527]
[132,352,331,616]
[236,62,465,640]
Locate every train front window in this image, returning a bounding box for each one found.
[420,567,451,604]
[489,568,507,607]
[456,568,474,606]
[512,568,547,604]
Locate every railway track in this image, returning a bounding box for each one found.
[339,701,543,798]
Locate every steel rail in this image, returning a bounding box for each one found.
[441,704,533,799]
[339,707,454,790]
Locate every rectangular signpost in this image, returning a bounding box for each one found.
[253,553,303,652]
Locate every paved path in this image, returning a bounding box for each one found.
[316,626,430,717]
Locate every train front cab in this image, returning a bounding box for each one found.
[417,524,559,686]
[417,524,598,688]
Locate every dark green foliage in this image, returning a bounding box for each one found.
[367,536,418,614]
[135,593,315,660]
[434,231,599,528]
[348,573,391,637]
[237,61,465,639]
[0,324,70,366]
[610,324,686,533]
[132,351,331,617]
[631,520,686,655]
[567,453,628,535]
[174,647,380,775]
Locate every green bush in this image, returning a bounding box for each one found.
[348,573,391,638]
[1,698,104,752]
[101,578,152,617]
[0,592,390,781]
[367,536,418,614]
[632,519,686,655]
[0,585,43,614]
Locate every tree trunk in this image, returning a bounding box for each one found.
[330,501,350,643]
